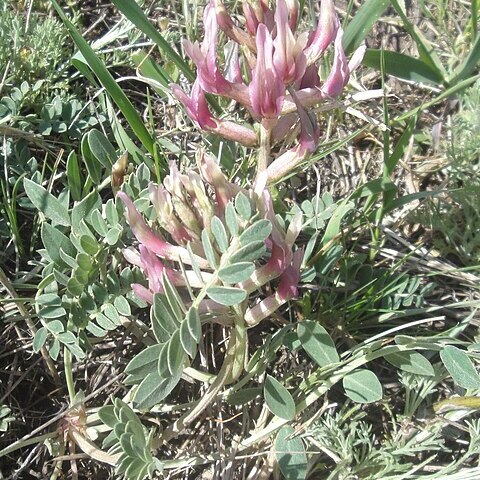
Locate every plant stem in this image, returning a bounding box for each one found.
[256,120,272,179]
[64,347,76,405]
[157,329,237,445]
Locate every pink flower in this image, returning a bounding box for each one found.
[277,248,303,300]
[183,2,230,95]
[117,191,209,268]
[170,80,216,130]
[244,248,303,326]
[304,0,339,64]
[243,0,274,35]
[321,27,349,97]
[249,24,285,118]
[149,184,193,244]
[273,0,308,84]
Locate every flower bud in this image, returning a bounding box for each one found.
[249,24,285,118]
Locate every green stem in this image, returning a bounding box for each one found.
[64,347,76,405]
[256,120,272,179]
[0,432,57,458]
[157,329,237,445]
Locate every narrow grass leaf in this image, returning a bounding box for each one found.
[363,50,444,85]
[440,346,480,389]
[110,0,194,82]
[343,0,390,55]
[390,0,447,80]
[343,369,383,403]
[24,179,70,226]
[51,0,156,156]
[275,426,307,480]
[264,375,296,420]
[450,34,480,84]
[321,200,354,247]
[66,151,82,201]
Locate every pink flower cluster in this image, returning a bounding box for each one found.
[119,152,303,326]
[171,0,365,181]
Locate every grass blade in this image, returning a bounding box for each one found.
[111,0,195,82]
[363,49,445,85]
[343,0,390,55]
[51,0,156,157]
[450,34,480,84]
[390,0,447,83]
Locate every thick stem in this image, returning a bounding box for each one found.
[256,120,273,178]
[64,347,76,405]
[157,329,237,445]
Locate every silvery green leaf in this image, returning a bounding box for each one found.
[36,294,62,306]
[114,296,131,316]
[80,235,99,255]
[275,426,308,480]
[167,330,185,376]
[89,209,108,236]
[49,339,60,360]
[162,273,185,323]
[46,320,64,334]
[343,369,383,403]
[211,216,229,253]
[297,321,339,367]
[206,286,247,306]
[87,128,116,168]
[264,375,295,420]
[33,327,48,353]
[201,229,218,268]
[133,368,182,410]
[105,198,119,225]
[440,346,480,389]
[230,241,266,263]
[41,223,76,266]
[105,226,122,245]
[225,202,239,237]
[24,178,70,226]
[186,307,201,343]
[218,262,255,284]
[151,300,172,342]
[38,306,67,319]
[126,344,163,378]
[187,243,204,285]
[180,318,197,358]
[235,192,252,220]
[239,219,272,245]
[95,312,116,330]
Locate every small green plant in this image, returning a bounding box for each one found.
[415,79,480,266]
[0,1,70,99]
